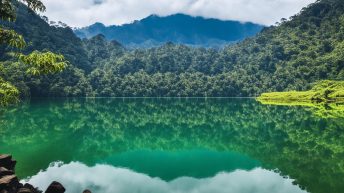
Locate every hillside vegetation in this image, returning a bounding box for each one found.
[257,80,344,119]
[258,80,344,103]
[0,0,68,105]
[1,0,344,97]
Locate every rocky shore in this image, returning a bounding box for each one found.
[0,154,91,193]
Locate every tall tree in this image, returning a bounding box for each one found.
[0,0,67,105]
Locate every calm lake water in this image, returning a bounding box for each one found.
[0,98,343,193]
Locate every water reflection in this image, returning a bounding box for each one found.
[257,99,344,119]
[25,162,306,193]
[0,98,343,193]
[102,150,260,181]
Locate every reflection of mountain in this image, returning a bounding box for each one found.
[102,150,260,181]
[26,162,305,193]
[1,98,344,193]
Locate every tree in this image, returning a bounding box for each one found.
[0,0,68,105]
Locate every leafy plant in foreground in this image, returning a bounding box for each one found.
[0,0,67,105]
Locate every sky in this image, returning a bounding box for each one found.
[40,0,316,27]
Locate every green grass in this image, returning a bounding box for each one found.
[257,80,344,103]
[257,80,344,118]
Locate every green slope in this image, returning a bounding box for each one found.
[257,80,344,102]
[1,0,344,97]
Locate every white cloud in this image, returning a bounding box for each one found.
[25,162,306,193]
[40,0,316,27]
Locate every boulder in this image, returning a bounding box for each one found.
[17,188,32,193]
[0,189,9,193]
[0,155,16,171]
[0,175,19,186]
[83,190,92,193]
[0,155,67,193]
[0,175,19,192]
[0,167,14,178]
[45,181,65,193]
[22,183,42,193]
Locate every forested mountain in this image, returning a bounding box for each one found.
[1,0,343,97]
[0,3,91,97]
[74,14,264,48]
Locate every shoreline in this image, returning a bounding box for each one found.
[257,80,344,104]
[0,154,91,193]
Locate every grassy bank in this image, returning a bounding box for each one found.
[257,80,344,103]
[257,80,344,118]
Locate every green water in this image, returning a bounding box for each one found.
[0,98,343,193]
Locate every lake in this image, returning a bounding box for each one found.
[0,98,343,193]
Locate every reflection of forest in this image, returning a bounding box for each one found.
[258,99,344,119]
[0,98,343,193]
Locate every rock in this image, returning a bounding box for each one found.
[0,175,19,186]
[17,188,32,193]
[0,155,66,193]
[0,167,14,178]
[0,155,16,171]
[22,183,42,193]
[45,181,65,193]
[0,175,19,193]
[83,190,92,193]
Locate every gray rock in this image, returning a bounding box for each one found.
[0,167,14,178]
[0,175,19,193]
[0,155,16,171]
[17,188,32,193]
[45,181,65,193]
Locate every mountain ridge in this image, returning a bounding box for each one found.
[74,13,264,48]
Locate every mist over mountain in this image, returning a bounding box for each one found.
[74,14,264,48]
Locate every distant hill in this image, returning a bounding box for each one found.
[74,14,264,48]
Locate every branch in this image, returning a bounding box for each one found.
[0,27,26,49]
[21,0,46,12]
[0,0,46,21]
[18,51,68,75]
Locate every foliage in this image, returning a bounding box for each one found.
[18,51,67,75]
[257,80,344,118]
[2,0,344,97]
[0,0,67,105]
[0,28,25,48]
[0,0,45,21]
[0,77,19,105]
[257,80,344,102]
[0,0,45,48]
[83,0,344,97]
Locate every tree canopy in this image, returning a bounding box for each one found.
[1,0,343,98]
[0,0,67,105]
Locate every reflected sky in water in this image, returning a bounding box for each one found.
[25,162,306,193]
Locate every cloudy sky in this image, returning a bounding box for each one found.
[40,0,316,27]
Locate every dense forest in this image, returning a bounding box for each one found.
[1,0,344,97]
